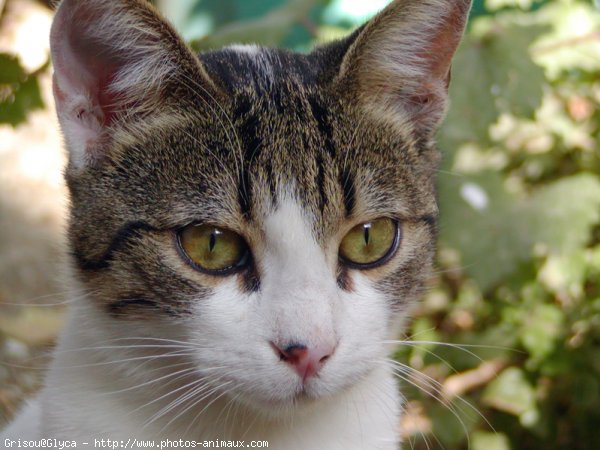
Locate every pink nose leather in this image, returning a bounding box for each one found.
[273,342,335,382]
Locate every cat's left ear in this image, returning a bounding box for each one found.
[336,0,472,135]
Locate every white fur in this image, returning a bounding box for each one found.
[227,44,261,56]
[228,44,274,84]
[1,197,401,449]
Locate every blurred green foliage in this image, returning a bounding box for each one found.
[416,1,600,448]
[1,0,599,449]
[0,52,44,126]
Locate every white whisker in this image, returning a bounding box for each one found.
[385,358,495,434]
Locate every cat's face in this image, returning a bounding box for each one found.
[50,0,470,416]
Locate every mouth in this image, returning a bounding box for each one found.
[258,381,326,409]
[293,386,316,401]
[289,377,340,406]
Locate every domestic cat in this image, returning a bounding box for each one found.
[1,0,471,448]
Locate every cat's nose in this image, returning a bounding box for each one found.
[271,341,336,382]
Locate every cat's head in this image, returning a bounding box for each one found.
[50,0,470,415]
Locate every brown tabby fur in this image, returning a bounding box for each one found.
[60,0,470,321]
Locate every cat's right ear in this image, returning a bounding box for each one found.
[50,0,217,169]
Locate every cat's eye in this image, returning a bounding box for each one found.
[339,218,400,269]
[177,224,249,275]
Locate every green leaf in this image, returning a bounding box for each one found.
[438,172,530,290]
[533,1,600,79]
[440,40,499,146]
[520,303,565,366]
[0,53,26,83]
[0,65,44,126]
[525,174,600,252]
[538,250,587,298]
[485,24,547,118]
[439,173,600,291]
[482,367,539,426]
[472,430,512,450]
[486,0,541,11]
[588,246,600,280]
[439,22,546,152]
[428,401,480,447]
[190,0,324,50]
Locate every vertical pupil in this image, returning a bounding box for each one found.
[209,230,217,252]
[363,224,371,247]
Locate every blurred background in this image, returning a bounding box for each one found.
[0,0,599,448]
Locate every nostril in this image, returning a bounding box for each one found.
[270,342,287,361]
[281,344,308,366]
[319,354,331,364]
[283,344,308,355]
[270,342,308,363]
[276,348,286,361]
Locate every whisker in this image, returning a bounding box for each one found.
[386,358,495,433]
[387,340,484,365]
[47,350,198,370]
[0,288,101,307]
[36,361,198,395]
[386,362,473,449]
[107,336,213,347]
[98,365,198,397]
[149,376,232,431]
[182,383,238,436]
[386,339,522,357]
[134,367,243,424]
[135,376,211,421]
[49,344,196,356]
[388,342,462,375]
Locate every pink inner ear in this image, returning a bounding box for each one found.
[55,27,122,126]
[93,68,121,128]
[50,2,135,167]
[418,4,470,84]
[51,0,152,135]
[49,0,206,167]
[393,1,471,131]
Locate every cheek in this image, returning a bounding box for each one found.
[337,275,392,351]
[187,281,264,359]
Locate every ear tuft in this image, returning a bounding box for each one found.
[50,0,214,169]
[338,0,472,135]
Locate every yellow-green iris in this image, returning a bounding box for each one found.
[178,224,248,273]
[339,218,398,267]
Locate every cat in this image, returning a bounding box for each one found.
[1,0,471,448]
